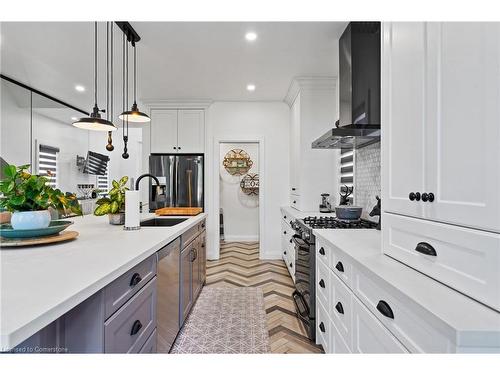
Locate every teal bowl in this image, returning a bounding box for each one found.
[0,220,74,239]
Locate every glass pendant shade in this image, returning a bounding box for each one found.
[119,102,150,122]
[73,105,117,131]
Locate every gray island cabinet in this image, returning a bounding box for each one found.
[12,219,206,354]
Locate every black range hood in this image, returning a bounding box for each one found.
[312,22,381,150]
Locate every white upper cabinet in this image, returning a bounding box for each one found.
[151,109,178,153]
[382,22,427,219]
[424,23,500,232]
[150,109,205,154]
[382,22,500,232]
[177,109,205,154]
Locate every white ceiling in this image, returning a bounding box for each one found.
[0,22,346,111]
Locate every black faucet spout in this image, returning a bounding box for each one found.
[135,174,160,191]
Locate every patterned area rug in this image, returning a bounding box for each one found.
[171,287,271,354]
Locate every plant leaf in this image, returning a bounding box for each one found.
[94,203,111,216]
[119,176,129,187]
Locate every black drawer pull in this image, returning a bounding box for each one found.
[284,215,287,220]
[129,273,142,287]
[335,302,344,315]
[289,239,293,244]
[335,261,344,272]
[415,242,437,256]
[376,300,394,319]
[130,320,143,336]
[284,251,287,255]
[319,322,326,333]
[283,230,287,235]
[201,222,205,228]
[319,247,325,256]
[319,279,325,288]
[289,262,293,268]
[293,200,297,204]
[292,188,296,191]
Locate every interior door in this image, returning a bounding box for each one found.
[151,109,178,153]
[177,109,204,153]
[180,244,193,326]
[381,22,427,218]
[424,22,500,233]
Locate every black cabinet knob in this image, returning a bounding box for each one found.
[289,262,293,268]
[293,200,297,204]
[129,273,142,287]
[283,230,287,235]
[319,247,325,256]
[130,320,143,336]
[289,239,293,244]
[409,192,421,201]
[284,251,287,255]
[319,322,326,333]
[376,300,394,319]
[178,146,182,150]
[284,215,287,220]
[319,279,325,288]
[173,146,177,150]
[428,192,435,202]
[335,301,344,315]
[422,193,429,202]
[335,261,344,273]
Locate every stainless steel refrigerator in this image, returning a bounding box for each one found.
[149,154,204,212]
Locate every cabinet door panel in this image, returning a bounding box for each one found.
[151,109,178,153]
[382,22,426,218]
[425,23,500,232]
[177,110,204,153]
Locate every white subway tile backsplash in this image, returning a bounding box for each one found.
[354,143,381,220]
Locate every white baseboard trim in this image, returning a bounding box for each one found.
[259,251,282,260]
[223,235,259,242]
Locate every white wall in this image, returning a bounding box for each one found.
[206,101,290,260]
[219,142,259,242]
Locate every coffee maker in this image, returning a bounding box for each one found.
[319,193,332,213]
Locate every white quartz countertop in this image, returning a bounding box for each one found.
[0,212,207,350]
[313,229,500,348]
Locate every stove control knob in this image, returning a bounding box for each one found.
[303,232,310,241]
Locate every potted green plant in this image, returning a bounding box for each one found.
[93,176,129,225]
[0,164,82,230]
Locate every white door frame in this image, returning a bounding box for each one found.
[212,137,265,260]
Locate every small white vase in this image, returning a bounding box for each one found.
[10,210,51,230]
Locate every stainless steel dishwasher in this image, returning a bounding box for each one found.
[156,237,180,353]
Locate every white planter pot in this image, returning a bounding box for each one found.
[10,210,51,230]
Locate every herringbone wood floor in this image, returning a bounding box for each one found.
[206,241,323,354]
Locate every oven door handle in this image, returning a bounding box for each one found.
[292,235,310,250]
[292,290,310,318]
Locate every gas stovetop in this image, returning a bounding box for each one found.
[302,216,378,229]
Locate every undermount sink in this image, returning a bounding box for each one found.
[140,218,188,227]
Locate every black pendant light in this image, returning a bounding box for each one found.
[73,22,117,132]
[122,33,129,159]
[118,42,150,123]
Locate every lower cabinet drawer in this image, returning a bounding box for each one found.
[352,297,408,353]
[316,300,332,353]
[104,277,157,353]
[383,212,500,311]
[103,253,157,319]
[139,329,157,353]
[331,319,351,353]
[353,266,452,353]
[330,271,353,347]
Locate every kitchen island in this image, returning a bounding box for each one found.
[0,212,207,352]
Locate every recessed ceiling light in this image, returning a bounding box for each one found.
[245,32,257,42]
[246,84,256,92]
[75,85,85,92]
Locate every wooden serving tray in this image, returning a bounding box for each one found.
[155,207,203,216]
[0,230,79,248]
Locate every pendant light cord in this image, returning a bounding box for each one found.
[94,21,98,106]
[134,45,137,104]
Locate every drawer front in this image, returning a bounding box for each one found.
[139,329,157,353]
[331,318,351,353]
[383,212,500,311]
[290,195,300,210]
[181,225,199,248]
[352,297,408,353]
[330,271,353,347]
[353,266,452,353]
[317,238,353,288]
[316,299,332,353]
[316,258,331,310]
[104,277,157,353]
[104,253,157,319]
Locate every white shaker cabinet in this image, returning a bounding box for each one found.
[382,22,500,233]
[286,78,338,211]
[150,109,205,154]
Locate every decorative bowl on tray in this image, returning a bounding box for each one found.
[0,220,74,239]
